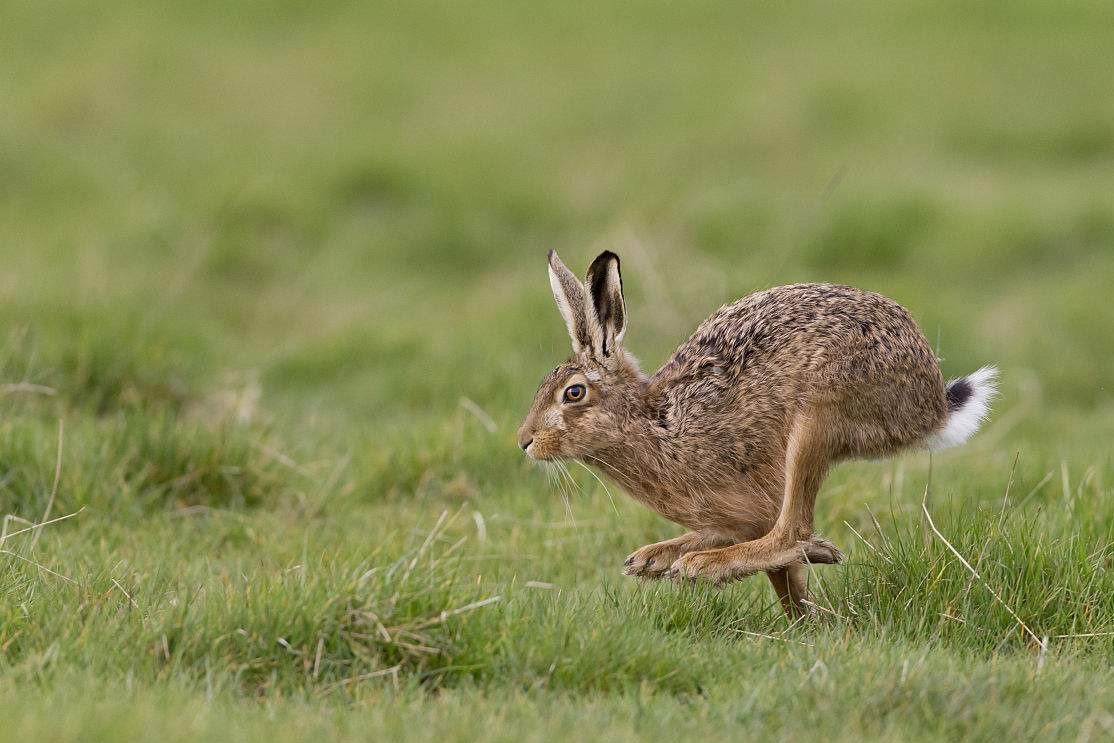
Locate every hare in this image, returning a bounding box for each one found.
[517,250,997,616]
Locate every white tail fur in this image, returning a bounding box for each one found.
[925,365,999,450]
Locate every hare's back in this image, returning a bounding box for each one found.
[659,283,941,390]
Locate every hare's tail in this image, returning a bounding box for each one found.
[925,366,999,450]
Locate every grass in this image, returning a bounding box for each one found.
[2,0,1114,740]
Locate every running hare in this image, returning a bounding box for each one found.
[517,250,997,616]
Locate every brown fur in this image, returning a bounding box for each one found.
[518,251,993,617]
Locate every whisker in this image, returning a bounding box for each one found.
[555,461,579,526]
[572,459,620,516]
[545,461,563,493]
[542,461,576,525]
[558,461,581,497]
[582,453,628,482]
[544,462,565,498]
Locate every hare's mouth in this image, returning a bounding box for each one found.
[525,447,557,462]
[523,441,562,462]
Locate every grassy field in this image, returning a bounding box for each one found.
[3,1,1114,740]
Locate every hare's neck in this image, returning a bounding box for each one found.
[582,359,681,495]
[587,417,683,499]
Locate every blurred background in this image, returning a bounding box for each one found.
[5,4,1114,730]
[1,0,1112,511]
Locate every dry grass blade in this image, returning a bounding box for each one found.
[0,549,77,584]
[29,419,64,553]
[864,503,895,553]
[997,451,1021,529]
[390,509,452,603]
[408,595,502,630]
[0,382,57,396]
[0,514,33,543]
[459,397,498,433]
[249,439,311,475]
[920,501,1041,646]
[471,511,487,542]
[1016,470,1055,510]
[112,578,145,617]
[843,519,891,563]
[0,508,85,545]
[731,629,815,647]
[1050,631,1114,639]
[801,598,849,622]
[323,664,403,691]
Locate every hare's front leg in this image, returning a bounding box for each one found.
[667,409,843,584]
[623,532,728,578]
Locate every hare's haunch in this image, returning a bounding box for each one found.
[517,250,997,617]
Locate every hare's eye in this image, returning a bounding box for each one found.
[563,384,587,403]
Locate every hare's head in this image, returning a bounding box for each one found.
[517,251,645,461]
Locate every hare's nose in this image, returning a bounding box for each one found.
[516,423,534,451]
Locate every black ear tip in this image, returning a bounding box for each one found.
[547,249,557,260]
[589,251,620,273]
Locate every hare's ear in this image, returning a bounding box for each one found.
[585,251,626,357]
[547,250,601,355]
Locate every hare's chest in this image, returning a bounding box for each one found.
[627,475,781,541]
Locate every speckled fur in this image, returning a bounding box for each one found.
[518,251,994,616]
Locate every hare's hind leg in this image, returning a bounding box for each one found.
[667,409,842,584]
[768,564,812,618]
[624,532,728,578]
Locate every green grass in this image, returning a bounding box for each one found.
[2,1,1114,740]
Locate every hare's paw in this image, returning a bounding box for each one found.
[665,547,759,586]
[623,538,691,578]
[665,535,843,585]
[800,534,843,564]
